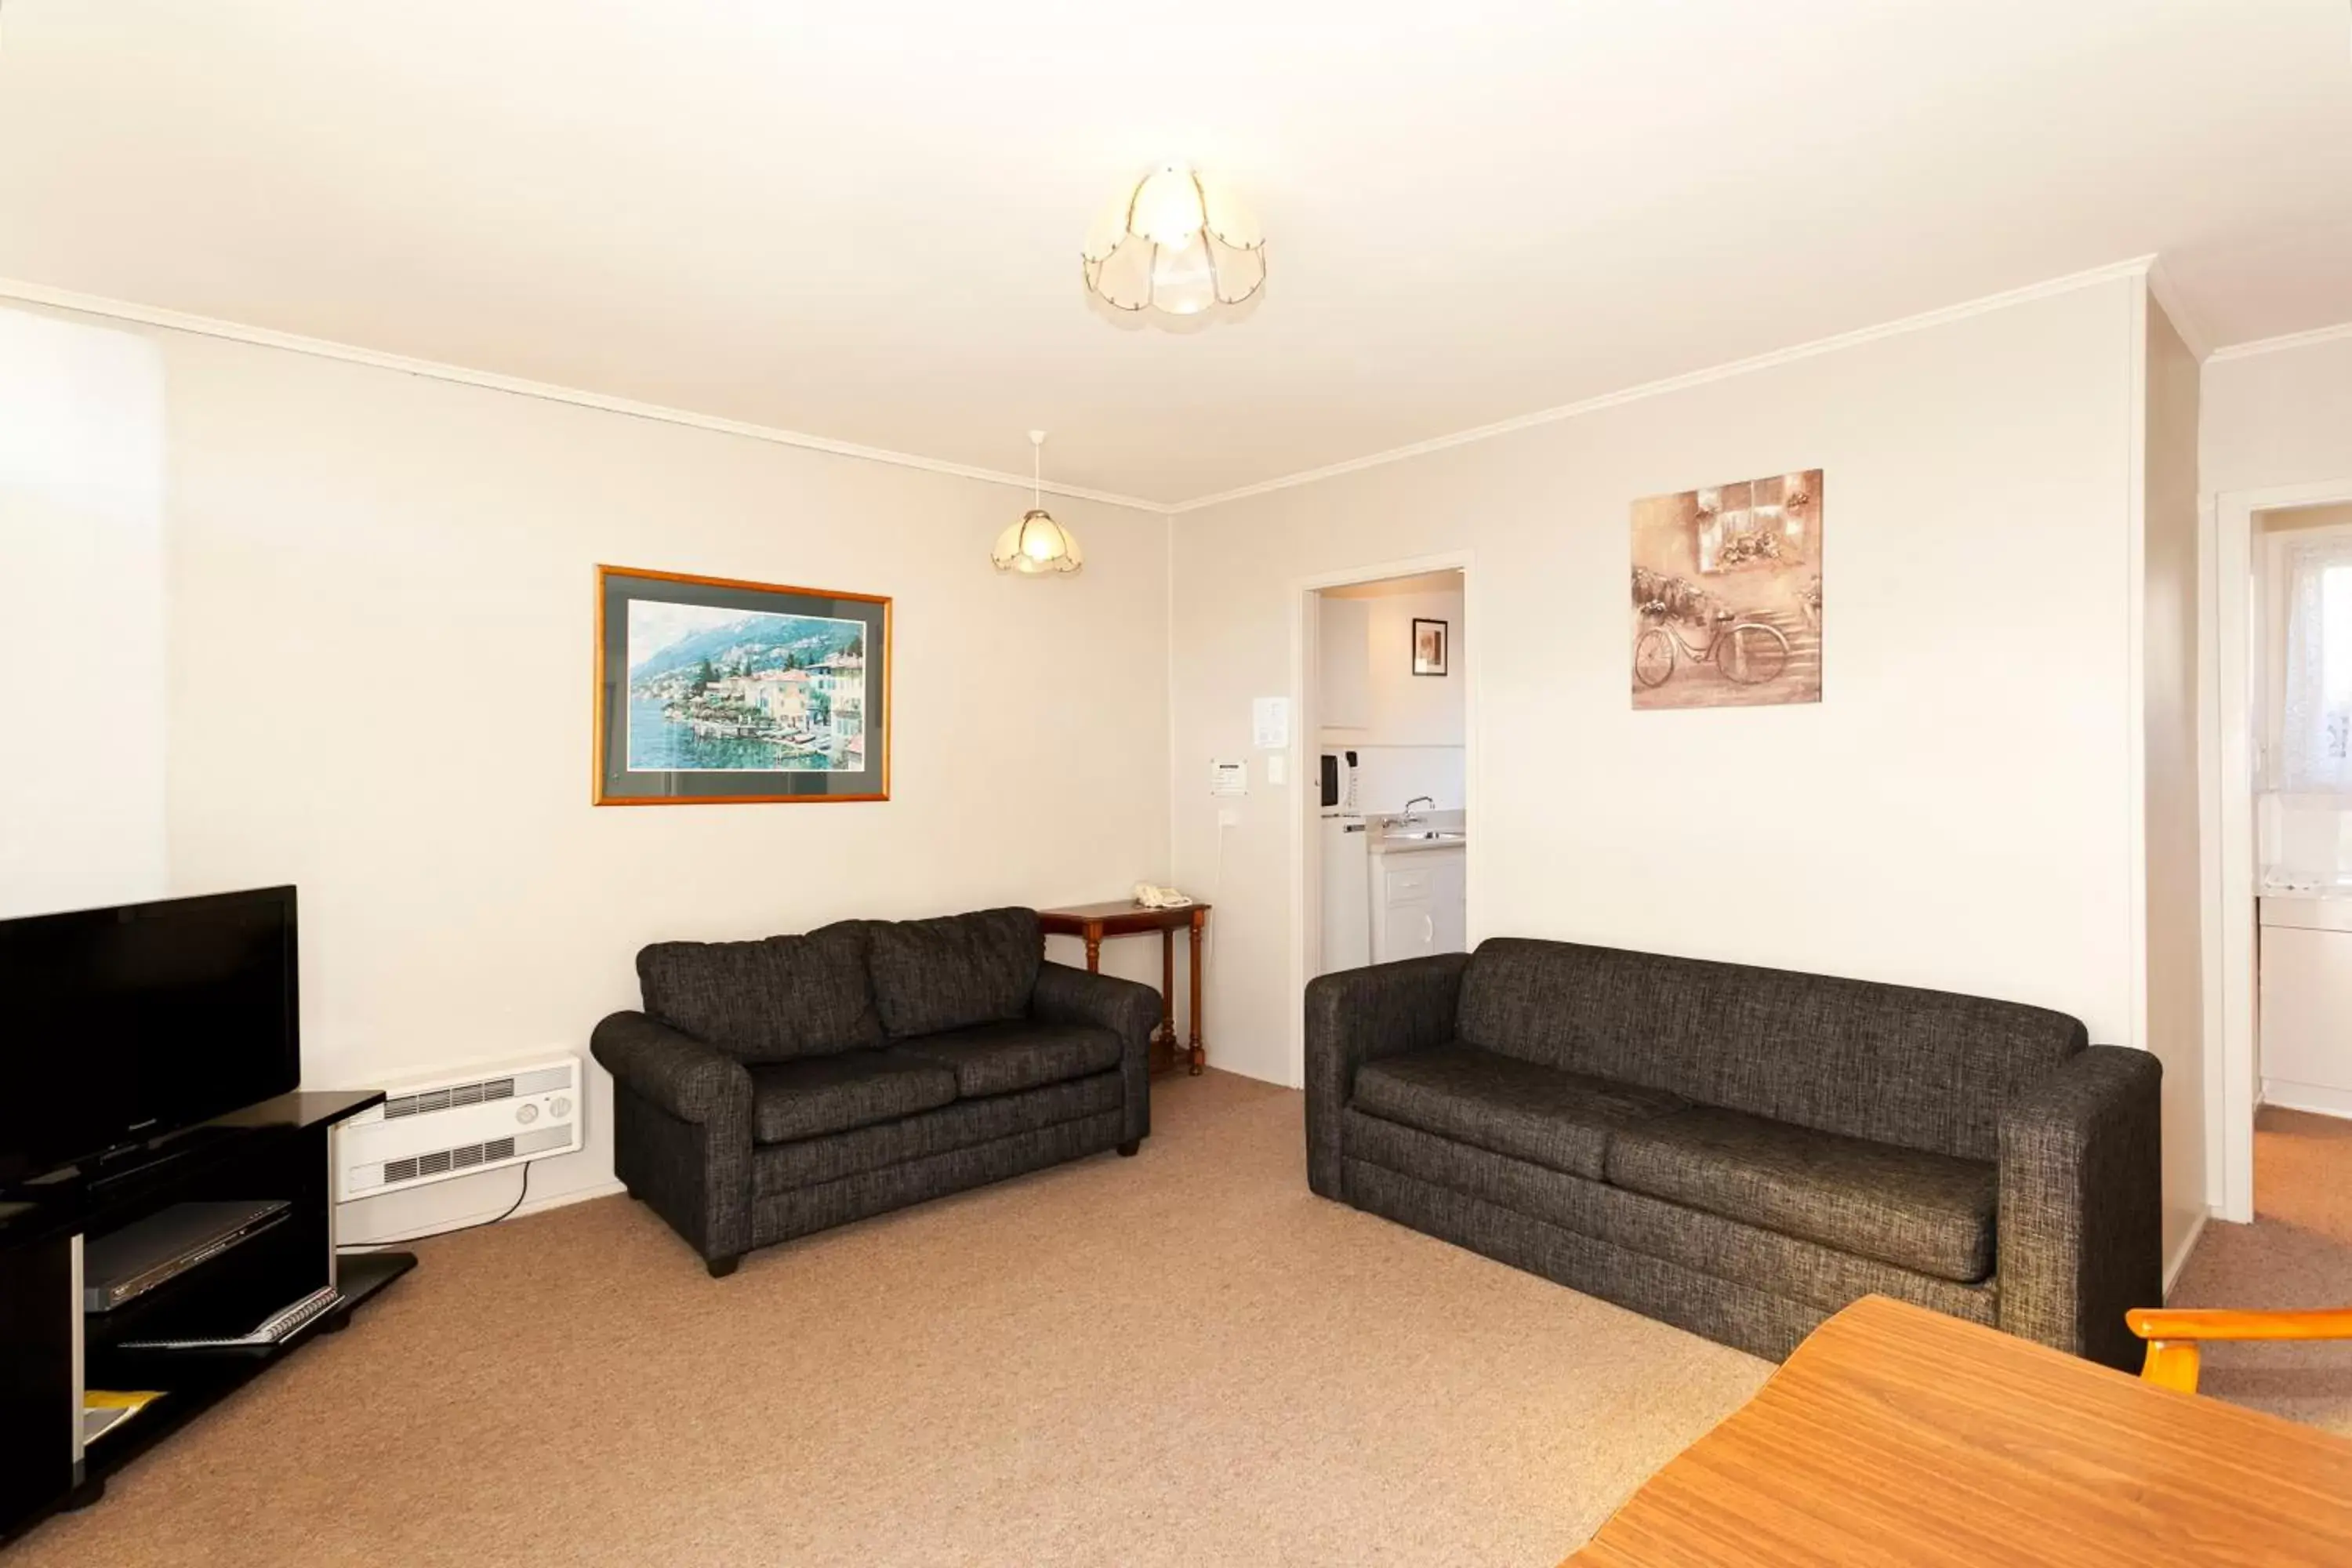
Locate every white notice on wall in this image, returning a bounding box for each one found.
[1252,696,1290,750]
[1210,760,1248,796]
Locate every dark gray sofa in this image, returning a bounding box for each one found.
[594,906,1156,1275]
[1305,938,2163,1369]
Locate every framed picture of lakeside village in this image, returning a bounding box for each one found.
[594,565,891,804]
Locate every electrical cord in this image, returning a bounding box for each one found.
[343,1161,532,1249]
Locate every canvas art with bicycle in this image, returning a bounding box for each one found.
[1630,469,1823,710]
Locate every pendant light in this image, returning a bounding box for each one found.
[992,431,1083,575]
[1082,163,1265,318]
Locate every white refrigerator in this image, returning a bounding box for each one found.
[1319,813,1370,974]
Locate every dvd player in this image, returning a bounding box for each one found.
[83,1200,292,1312]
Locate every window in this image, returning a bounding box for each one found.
[2278,541,2352,792]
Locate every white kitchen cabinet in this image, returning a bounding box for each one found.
[1371,847,1464,963]
[2260,896,2352,1116]
[1318,597,1370,731]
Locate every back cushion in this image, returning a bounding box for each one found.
[866,908,1041,1038]
[1454,938,2088,1161]
[637,920,884,1062]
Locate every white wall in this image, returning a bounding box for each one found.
[1353,587,1465,746]
[3,301,1172,1241]
[1171,276,2144,1091]
[2140,294,2206,1272]
[0,310,168,917]
[2203,332,2352,498]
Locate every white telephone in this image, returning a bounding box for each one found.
[1132,883,1194,909]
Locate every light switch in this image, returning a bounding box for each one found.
[1267,754,1287,786]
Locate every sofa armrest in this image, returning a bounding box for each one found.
[1997,1044,2163,1370]
[1303,953,1468,1199]
[591,1011,753,1126]
[1032,960,1157,1145]
[593,1011,755,1265]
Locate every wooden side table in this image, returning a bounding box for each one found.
[1037,900,1210,1075]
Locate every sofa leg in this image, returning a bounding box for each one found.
[1117,1139,1141,1157]
[706,1254,742,1279]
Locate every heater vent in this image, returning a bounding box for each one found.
[337,1054,583,1201]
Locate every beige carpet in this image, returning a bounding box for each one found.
[15,1071,1769,1568]
[2168,1106,2352,1433]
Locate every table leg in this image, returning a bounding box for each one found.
[1158,927,1175,1046]
[1083,921,1102,974]
[1187,907,1207,1075]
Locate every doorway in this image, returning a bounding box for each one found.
[2212,483,2352,1223]
[1289,555,1475,1087]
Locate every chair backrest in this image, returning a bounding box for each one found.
[1454,938,2087,1160]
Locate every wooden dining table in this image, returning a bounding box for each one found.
[1565,1293,2352,1566]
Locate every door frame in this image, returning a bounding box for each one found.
[2209,478,2352,1223]
[1287,550,1478,1089]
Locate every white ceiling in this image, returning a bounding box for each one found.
[1,2,2347,506]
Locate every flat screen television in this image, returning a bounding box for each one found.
[0,886,299,1186]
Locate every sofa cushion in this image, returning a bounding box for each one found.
[1454,937,2089,1161]
[637,921,884,1062]
[747,1049,957,1144]
[755,1072,1124,1195]
[1604,1104,1997,1283]
[1352,1046,1687,1181]
[898,1020,1123,1099]
[865,908,1042,1038]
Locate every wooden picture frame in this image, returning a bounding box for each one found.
[1411,617,1449,677]
[593,564,892,805]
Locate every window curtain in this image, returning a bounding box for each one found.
[2278,539,2352,793]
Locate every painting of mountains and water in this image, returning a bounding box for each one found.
[595,566,891,805]
[626,603,867,772]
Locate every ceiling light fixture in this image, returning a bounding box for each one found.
[1082,163,1265,318]
[992,431,1082,575]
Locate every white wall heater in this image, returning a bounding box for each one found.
[336,1054,583,1200]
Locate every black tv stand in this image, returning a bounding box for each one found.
[0,1090,408,1544]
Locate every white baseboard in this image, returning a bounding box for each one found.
[2259,1078,2352,1121]
[2163,1207,2211,1300]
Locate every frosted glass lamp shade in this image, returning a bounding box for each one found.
[992,510,1083,574]
[1082,164,1266,318]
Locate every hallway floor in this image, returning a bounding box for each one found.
[2169,1107,2352,1432]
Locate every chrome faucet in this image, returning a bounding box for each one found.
[1400,796,1436,825]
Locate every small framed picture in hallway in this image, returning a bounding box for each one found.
[1412,617,1449,676]
[1630,469,1823,710]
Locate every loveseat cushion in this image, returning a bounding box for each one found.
[1604,1105,1997,1283]
[748,1049,957,1144]
[898,1020,1124,1099]
[1352,1046,1689,1181]
[637,921,884,1062]
[865,908,1042,1038]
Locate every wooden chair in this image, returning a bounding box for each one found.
[2125,1307,2352,1393]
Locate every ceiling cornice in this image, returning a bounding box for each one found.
[2207,318,2352,365]
[0,275,1174,515]
[1166,256,2159,514]
[3,257,2230,517]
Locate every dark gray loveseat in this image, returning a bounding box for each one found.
[1306,938,2163,1368]
[594,907,1156,1275]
